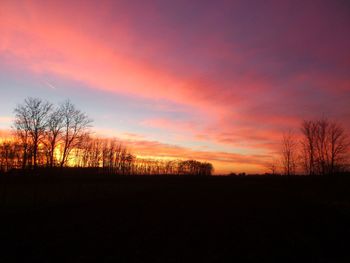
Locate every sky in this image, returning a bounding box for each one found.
[0,0,349,174]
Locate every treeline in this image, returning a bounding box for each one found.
[277,118,349,176]
[0,97,213,176]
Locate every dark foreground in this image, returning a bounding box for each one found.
[0,175,350,262]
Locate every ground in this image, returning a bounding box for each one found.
[0,175,349,262]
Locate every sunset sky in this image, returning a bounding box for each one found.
[0,0,349,173]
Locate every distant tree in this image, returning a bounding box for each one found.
[266,158,279,175]
[201,162,214,176]
[0,140,15,172]
[59,100,92,167]
[178,160,213,176]
[13,98,53,169]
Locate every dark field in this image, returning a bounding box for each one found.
[1,175,350,262]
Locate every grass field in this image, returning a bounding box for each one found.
[1,175,350,262]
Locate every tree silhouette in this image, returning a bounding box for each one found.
[301,120,318,175]
[59,100,92,168]
[327,121,349,175]
[13,98,53,169]
[281,131,297,176]
[300,118,349,175]
[0,97,216,175]
[44,106,64,167]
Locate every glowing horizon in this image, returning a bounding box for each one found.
[1,0,349,174]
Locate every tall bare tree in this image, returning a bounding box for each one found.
[301,118,349,175]
[12,121,30,169]
[314,118,329,175]
[281,131,298,176]
[13,98,53,169]
[44,106,65,167]
[327,121,349,175]
[301,120,318,175]
[59,100,92,167]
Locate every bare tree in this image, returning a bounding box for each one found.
[301,120,318,175]
[314,118,329,175]
[281,131,298,176]
[13,98,53,169]
[177,160,213,176]
[327,121,349,175]
[0,141,13,172]
[59,100,92,167]
[44,106,64,167]
[300,118,349,175]
[266,158,279,175]
[12,121,30,169]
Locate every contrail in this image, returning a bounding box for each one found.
[43,80,57,90]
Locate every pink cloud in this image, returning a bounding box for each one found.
[0,1,229,118]
[141,118,198,133]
